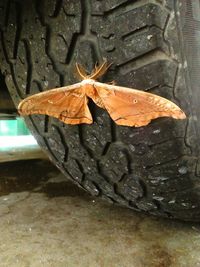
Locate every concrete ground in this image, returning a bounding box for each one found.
[0,159,200,267]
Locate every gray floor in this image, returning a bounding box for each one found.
[0,159,200,267]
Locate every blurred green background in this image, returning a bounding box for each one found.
[0,118,30,136]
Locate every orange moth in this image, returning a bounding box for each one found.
[18,61,186,127]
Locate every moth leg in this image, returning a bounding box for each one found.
[107,80,116,85]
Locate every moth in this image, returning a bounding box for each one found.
[18,61,186,127]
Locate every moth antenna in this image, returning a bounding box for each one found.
[89,61,112,80]
[75,63,88,80]
[94,62,99,71]
[89,62,103,77]
[90,62,102,77]
[75,60,112,80]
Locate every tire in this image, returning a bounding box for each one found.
[0,0,200,221]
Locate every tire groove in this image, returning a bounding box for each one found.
[172,63,193,155]
[51,0,63,18]
[110,120,117,142]
[163,13,173,55]
[103,0,170,16]
[148,137,185,148]
[0,30,23,99]
[65,0,86,65]
[13,1,22,59]
[121,25,161,41]
[44,115,49,133]
[22,39,33,95]
[144,155,187,170]
[4,0,11,28]
[104,0,132,15]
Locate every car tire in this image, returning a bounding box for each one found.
[0,0,200,221]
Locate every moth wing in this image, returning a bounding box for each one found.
[18,83,93,124]
[94,82,186,127]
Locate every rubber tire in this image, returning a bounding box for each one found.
[0,0,200,221]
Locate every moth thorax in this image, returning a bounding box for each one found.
[81,79,95,85]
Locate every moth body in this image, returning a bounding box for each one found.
[18,61,186,127]
[81,79,95,85]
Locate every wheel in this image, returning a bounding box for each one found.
[0,0,200,221]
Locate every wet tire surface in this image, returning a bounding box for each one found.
[0,0,200,221]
